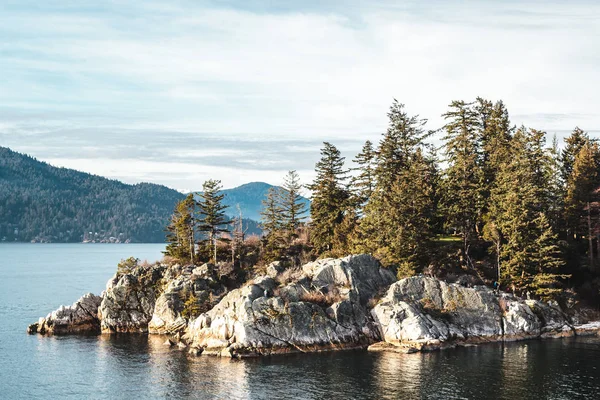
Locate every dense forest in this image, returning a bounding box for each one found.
[165,98,600,307]
[0,148,266,242]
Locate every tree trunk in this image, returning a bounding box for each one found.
[588,202,594,268]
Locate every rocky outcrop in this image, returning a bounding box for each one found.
[369,276,578,353]
[148,264,227,334]
[27,255,600,357]
[98,264,166,333]
[184,254,396,357]
[27,293,102,335]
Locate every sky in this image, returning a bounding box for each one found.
[1,0,599,191]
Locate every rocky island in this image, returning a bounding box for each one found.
[28,254,600,357]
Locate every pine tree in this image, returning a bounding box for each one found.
[260,187,286,262]
[560,127,589,184]
[529,213,569,301]
[441,100,482,266]
[164,193,196,263]
[350,140,376,213]
[565,140,600,266]
[197,179,229,264]
[356,101,429,266]
[279,170,307,241]
[380,148,437,268]
[486,128,568,296]
[307,142,349,255]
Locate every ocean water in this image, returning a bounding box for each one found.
[1,243,600,399]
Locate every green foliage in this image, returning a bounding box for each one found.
[307,142,350,255]
[164,194,196,263]
[117,257,139,276]
[197,179,230,263]
[0,147,184,243]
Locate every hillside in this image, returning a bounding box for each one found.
[0,147,303,243]
[206,181,310,221]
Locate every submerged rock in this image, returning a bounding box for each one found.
[27,293,102,335]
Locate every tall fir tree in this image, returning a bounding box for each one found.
[308,142,349,255]
[560,127,589,184]
[441,100,482,266]
[356,102,431,268]
[279,170,308,241]
[197,179,229,264]
[486,127,566,297]
[164,193,196,263]
[260,187,286,262]
[564,140,600,266]
[350,140,376,213]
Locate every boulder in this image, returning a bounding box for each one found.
[27,293,102,335]
[98,264,166,333]
[185,254,394,357]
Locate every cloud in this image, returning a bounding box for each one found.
[1,0,599,189]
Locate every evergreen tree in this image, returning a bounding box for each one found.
[356,101,430,267]
[560,127,589,184]
[565,140,600,266]
[260,187,286,262]
[279,170,308,241]
[440,100,482,266]
[350,140,376,212]
[380,148,437,268]
[486,128,568,296]
[307,142,349,255]
[529,213,569,300]
[164,194,196,263]
[197,179,229,263]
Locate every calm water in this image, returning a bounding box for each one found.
[1,243,600,399]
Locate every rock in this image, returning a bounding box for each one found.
[99,264,166,333]
[27,293,102,335]
[185,254,394,357]
[266,261,286,278]
[370,276,581,352]
[164,338,175,346]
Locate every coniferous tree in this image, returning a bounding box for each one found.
[260,187,286,262]
[279,170,307,241]
[565,140,600,266]
[530,213,569,300]
[560,127,589,184]
[164,193,196,263]
[197,179,229,264]
[356,101,429,267]
[441,100,482,266]
[350,140,376,213]
[308,142,349,255]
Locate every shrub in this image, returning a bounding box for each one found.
[117,257,139,276]
[276,267,304,286]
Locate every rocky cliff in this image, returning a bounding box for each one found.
[27,255,600,357]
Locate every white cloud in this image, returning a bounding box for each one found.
[1,0,599,188]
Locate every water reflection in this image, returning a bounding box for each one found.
[15,335,600,399]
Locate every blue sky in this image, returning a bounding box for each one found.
[1,0,599,190]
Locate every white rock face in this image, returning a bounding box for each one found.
[185,255,396,357]
[99,265,166,333]
[27,293,102,334]
[370,276,576,352]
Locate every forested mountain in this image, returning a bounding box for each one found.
[199,181,311,221]
[0,147,285,242]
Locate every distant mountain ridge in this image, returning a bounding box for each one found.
[0,147,310,243]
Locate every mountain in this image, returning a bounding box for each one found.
[0,147,309,243]
[213,181,311,221]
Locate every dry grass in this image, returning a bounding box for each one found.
[498,297,509,314]
[276,267,304,286]
[299,287,343,308]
